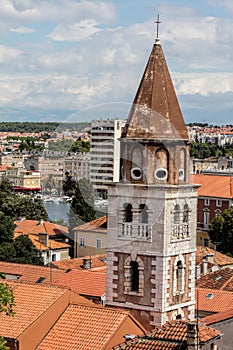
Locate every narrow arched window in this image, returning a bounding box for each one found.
[183,204,189,223]
[174,204,180,224]
[176,260,183,292]
[154,148,168,181]
[124,203,133,222]
[179,148,186,181]
[130,261,139,292]
[139,204,148,224]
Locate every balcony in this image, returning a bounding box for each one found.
[120,223,151,240]
[171,224,190,241]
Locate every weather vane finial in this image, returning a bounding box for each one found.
[155,14,161,40]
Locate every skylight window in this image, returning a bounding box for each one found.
[206,293,214,299]
[36,277,46,284]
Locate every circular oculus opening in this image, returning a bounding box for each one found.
[154,168,168,180]
[131,167,142,180]
[179,169,185,181]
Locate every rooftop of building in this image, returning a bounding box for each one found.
[113,320,221,349]
[192,174,233,199]
[196,267,233,291]
[52,254,106,271]
[0,281,90,339]
[196,246,233,268]
[36,304,145,350]
[14,218,69,237]
[73,215,107,232]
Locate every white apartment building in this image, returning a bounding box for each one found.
[63,152,90,181]
[90,119,126,198]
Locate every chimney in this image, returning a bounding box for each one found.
[82,258,92,269]
[38,233,49,247]
[202,258,208,275]
[205,253,214,264]
[187,321,199,350]
[38,219,44,225]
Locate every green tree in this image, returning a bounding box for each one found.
[13,236,44,265]
[208,207,233,256]
[62,172,76,197]
[69,178,96,229]
[68,179,96,257]
[68,140,90,153]
[0,236,43,265]
[0,213,15,245]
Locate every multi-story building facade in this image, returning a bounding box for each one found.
[194,174,233,247]
[6,167,41,192]
[63,152,90,181]
[90,119,126,198]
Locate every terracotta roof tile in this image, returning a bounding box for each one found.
[196,287,233,313]
[196,246,233,267]
[204,308,233,325]
[196,267,233,290]
[192,174,233,199]
[73,215,107,232]
[14,219,69,237]
[113,320,220,349]
[53,269,106,297]
[27,234,70,251]
[36,304,142,350]
[113,338,181,349]
[0,261,64,284]
[0,282,69,338]
[52,254,106,270]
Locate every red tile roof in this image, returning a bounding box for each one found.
[196,287,233,313]
[73,215,107,232]
[0,261,65,284]
[0,282,73,338]
[27,233,70,251]
[196,267,233,291]
[36,304,145,350]
[192,174,233,199]
[113,320,221,349]
[14,219,68,237]
[53,269,106,298]
[204,308,233,325]
[52,254,106,271]
[196,246,233,267]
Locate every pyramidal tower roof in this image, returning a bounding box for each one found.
[122,38,189,140]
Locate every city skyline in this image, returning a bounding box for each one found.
[1,0,233,125]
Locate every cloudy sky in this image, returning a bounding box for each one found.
[1,0,233,125]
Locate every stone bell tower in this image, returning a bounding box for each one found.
[105,33,199,330]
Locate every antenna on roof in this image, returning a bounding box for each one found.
[155,14,161,41]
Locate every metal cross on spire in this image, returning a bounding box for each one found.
[155,14,161,39]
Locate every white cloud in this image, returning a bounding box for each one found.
[48,19,102,42]
[10,25,35,33]
[0,45,22,63]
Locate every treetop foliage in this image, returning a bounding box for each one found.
[208,207,233,256]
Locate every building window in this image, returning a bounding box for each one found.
[204,211,210,226]
[203,238,209,247]
[216,199,222,207]
[124,203,133,222]
[204,198,210,206]
[124,255,144,296]
[52,254,56,261]
[215,209,222,217]
[130,261,139,292]
[80,237,86,247]
[96,238,102,249]
[139,204,148,224]
[173,256,185,296]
